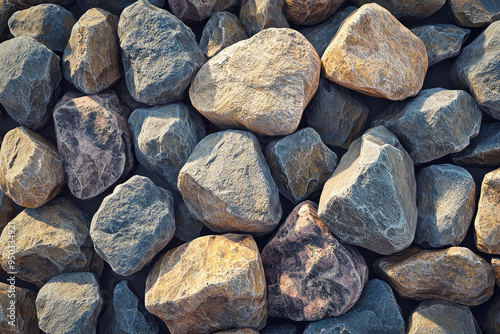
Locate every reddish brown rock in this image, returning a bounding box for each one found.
[284,0,345,25]
[351,0,445,20]
[240,0,289,36]
[475,168,500,255]
[0,283,39,334]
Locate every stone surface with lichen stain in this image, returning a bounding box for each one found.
[351,0,445,20]
[240,0,288,36]
[0,283,39,334]
[449,0,500,27]
[474,167,500,255]
[284,0,345,25]
[167,0,239,23]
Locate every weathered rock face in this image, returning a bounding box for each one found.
[178,130,282,235]
[77,0,164,14]
[0,0,16,35]
[240,0,289,36]
[128,103,206,191]
[0,127,65,208]
[483,296,500,334]
[168,0,238,22]
[261,324,297,334]
[321,3,427,101]
[453,122,500,167]
[411,24,470,66]
[492,258,500,288]
[415,164,475,248]
[53,91,134,200]
[475,168,500,255]
[0,283,39,334]
[262,201,368,321]
[351,0,445,20]
[303,279,405,334]
[375,246,495,306]
[36,272,103,334]
[0,190,14,230]
[284,0,344,25]
[91,175,175,276]
[372,88,482,164]
[318,126,417,255]
[10,0,74,8]
[305,78,369,149]
[199,11,248,59]
[264,128,338,204]
[450,21,500,120]
[449,0,500,27]
[145,234,267,333]
[118,0,206,106]
[63,8,121,95]
[0,36,61,130]
[190,28,320,136]
[175,200,204,242]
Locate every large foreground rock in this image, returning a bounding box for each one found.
[475,168,500,255]
[77,0,164,14]
[351,0,445,20]
[449,0,500,27]
[453,122,500,167]
[284,0,345,25]
[167,0,239,22]
[0,284,39,334]
[240,0,289,36]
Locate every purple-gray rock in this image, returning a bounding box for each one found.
[351,0,445,20]
[261,324,297,334]
[483,296,500,334]
[453,122,500,167]
[0,190,13,231]
[167,0,239,22]
[449,0,500,27]
[175,200,204,242]
[90,175,175,276]
[118,0,206,106]
[77,0,164,14]
[10,0,74,8]
[240,0,289,36]
[0,1,17,35]
[372,88,482,164]
[0,36,61,130]
[53,91,134,200]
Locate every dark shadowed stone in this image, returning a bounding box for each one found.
[284,0,345,25]
[53,91,134,200]
[0,36,61,130]
[0,0,16,35]
[215,330,259,334]
[492,258,500,289]
[351,0,445,20]
[304,279,405,334]
[453,122,500,167]
[474,168,500,255]
[118,0,206,106]
[0,283,39,334]
[175,200,203,242]
[10,0,74,8]
[167,0,239,22]
[0,190,13,231]
[240,0,289,36]
[77,0,164,14]
[91,175,175,276]
[305,78,369,149]
[318,126,417,255]
[372,88,482,164]
[449,0,500,27]
[262,201,368,321]
[483,296,500,334]
[261,324,297,334]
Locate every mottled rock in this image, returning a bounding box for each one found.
[216,330,260,334]
[36,272,102,334]
[284,0,344,25]
[240,0,289,35]
[483,296,500,334]
[53,91,134,200]
[168,0,238,22]
[351,0,445,20]
[199,11,248,58]
[10,0,74,8]
[175,200,203,242]
[178,130,282,235]
[118,0,205,106]
[475,168,500,255]
[375,246,495,306]
[0,283,39,334]
[0,0,16,35]
[453,122,500,167]
[128,103,206,191]
[63,8,121,95]
[261,324,297,334]
[305,78,369,149]
[0,191,13,231]
[321,3,427,100]
[0,36,61,130]
[372,88,482,164]
[492,258,500,288]
[77,0,164,14]
[190,28,320,136]
[303,279,405,334]
[449,0,500,27]
[318,126,417,255]
[145,234,267,333]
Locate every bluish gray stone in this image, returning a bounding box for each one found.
[77,0,164,14]
[449,0,500,27]
[453,122,500,167]
[261,324,297,334]
[168,0,239,22]
[174,200,204,242]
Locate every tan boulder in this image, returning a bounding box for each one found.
[0,283,39,334]
[475,168,500,254]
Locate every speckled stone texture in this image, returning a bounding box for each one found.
[261,324,297,334]
[449,0,500,27]
[145,234,267,333]
[190,28,320,136]
[351,0,445,20]
[474,168,500,255]
[453,122,500,167]
[240,0,288,35]
[77,0,164,14]
[0,0,16,35]
[175,200,204,242]
[483,296,500,334]
[199,11,248,58]
[284,0,345,25]
[321,3,427,101]
[0,190,13,230]
[262,201,368,321]
[167,0,239,22]
[0,283,39,334]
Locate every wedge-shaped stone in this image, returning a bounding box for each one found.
[449,0,500,27]
[284,0,345,25]
[167,0,239,22]
[453,122,500,167]
[0,283,39,334]
[199,11,248,58]
[351,0,445,20]
[475,168,500,254]
[240,0,289,36]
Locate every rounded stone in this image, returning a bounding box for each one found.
[475,168,500,255]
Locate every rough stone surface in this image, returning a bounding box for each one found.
[0,36,61,130]
[36,272,102,334]
[128,103,206,191]
[0,190,13,230]
[240,0,289,36]
[483,296,500,334]
[415,164,475,248]
[0,0,16,35]
[0,127,65,208]
[264,128,338,204]
[0,283,39,334]
[190,28,320,136]
[91,175,175,276]
[372,88,482,164]
[63,8,121,95]
[118,0,206,106]
[492,258,500,288]
[284,0,344,25]
[175,200,204,242]
[351,0,445,20]
[318,126,417,255]
[375,246,495,306]
[449,0,500,27]
[10,0,74,8]
[261,324,297,334]
[145,234,267,334]
[77,0,164,14]
[53,91,134,200]
[168,0,238,22]
[475,168,500,255]
[262,201,368,321]
[303,279,405,334]
[321,3,427,101]
[178,130,282,235]
[453,122,500,167]
[305,78,369,149]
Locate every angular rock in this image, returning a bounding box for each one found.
[0,36,61,130]
[351,0,445,20]
[63,8,121,95]
[77,0,164,14]
[303,279,405,334]
[240,0,289,36]
[372,88,482,164]
[145,234,267,333]
[318,126,417,255]
[128,102,206,191]
[284,0,344,25]
[10,0,74,8]
[0,127,65,208]
[199,11,248,59]
[118,0,205,106]
[0,190,13,231]
[8,4,75,52]
[449,0,500,27]
[492,258,500,288]
[190,28,320,136]
[483,296,500,334]
[91,175,175,276]
[475,168,500,254]
[264,128,338,204]
[167,0,238,22]
[321,3,427,100]
[0,0,16,35]
[53,91,134,200]
[261,324,297,334]
[36,272,102,334]
[305,78,369,149]
[216,330,260,334]
[175,200,204,242]
[415,164,475,248]
[375,246,495,306]
[0,283,38,334]
[178,130,282,235]
[453,122,500,167]
[262,201,368,321]
[411,24,470,66]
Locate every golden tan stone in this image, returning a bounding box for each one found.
[475,168,500,255]
[492,258,500,288]
[0,283,39,334]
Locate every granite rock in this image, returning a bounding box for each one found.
[474,168,500,254]
[284,0,345,25]
[240,0,289,36]
[351,0,445,20]
[0,0,16,35]
[77,0,164,14]
[0,190,13,231]
[174,200,204,242]
[492,258,500,288]
[167,0,238,22]
[449,0,500,27]
[453,122,500,167]
[483,296,500,334]
[0,283,39,334]
[261,324,297,334]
